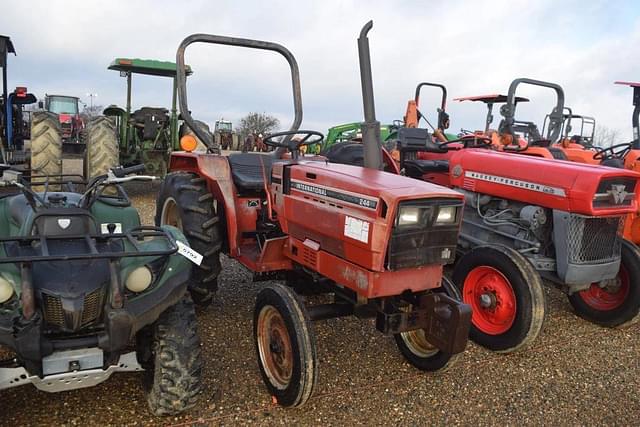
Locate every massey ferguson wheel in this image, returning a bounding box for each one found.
[394,277,462,371]
[30,111,62,179]
[156,172,222,306]
[254,283,317,407]
[453,245,546,353]
[84,116,119,180]
[568,239,640,327]
[142,295,203,416]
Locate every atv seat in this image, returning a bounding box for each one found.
[403,159,449,178]
[228,153,274,192]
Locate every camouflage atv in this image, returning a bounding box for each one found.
[0,165,202,415]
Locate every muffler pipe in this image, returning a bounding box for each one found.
[358,20,383,170]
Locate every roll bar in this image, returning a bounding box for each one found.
[500,78,565,145]
[176,33,303,153]
[414,82,448,130]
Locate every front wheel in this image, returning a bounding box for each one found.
[452,245,546,353]
[254,284,317,407]
[568,239,640,327]
[142,295,203,416]
[394,277,462,371]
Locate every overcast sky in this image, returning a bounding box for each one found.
[2,0,639,140]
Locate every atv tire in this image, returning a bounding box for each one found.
[143,295,203,416]
[30,111,62,179]
[568,239,640,327]
[394,277,463,371]
[156,172,222,306]
[452,245,546,353]
[84,116,119,180]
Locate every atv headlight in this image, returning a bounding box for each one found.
[435,206,458,225]
[0,277,14,303]
[125,266,153,293]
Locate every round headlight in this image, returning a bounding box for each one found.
[0,277,14,303]
[125,266,153,293]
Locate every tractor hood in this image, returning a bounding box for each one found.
[448,149,640,215]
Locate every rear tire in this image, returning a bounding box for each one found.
[394,277,462,371]
[568,239,640,327]
[30,111,62,179]
[254,283,317,407]
[84,116,119,180]
[156,172,222,306]
[452,245,546,353]
[143,295,203,416]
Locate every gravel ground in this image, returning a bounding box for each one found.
[1,167,639,426]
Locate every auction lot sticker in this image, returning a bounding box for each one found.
[344,216,370,244]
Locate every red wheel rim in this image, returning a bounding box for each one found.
[463,266,517,335]
[578,264,630,311]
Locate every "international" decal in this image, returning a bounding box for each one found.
[291,180,379,209]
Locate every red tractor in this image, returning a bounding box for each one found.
[155,23,472,407]
[390,79,640,353]
[41,94,85,153]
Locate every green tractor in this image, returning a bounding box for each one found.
[0,164,203,415]
[88,58,213,179]
[214,119,237,150]
[319,121,394,153]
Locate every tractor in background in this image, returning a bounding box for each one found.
[41,94,85,154]
[156,22,472,407]
[0,35,62,178]
[214,119,238,150]
[86,58,214,180]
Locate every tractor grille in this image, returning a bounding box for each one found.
[566,214,622,264]
[42,288,105,330]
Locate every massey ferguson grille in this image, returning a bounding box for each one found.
[42,288,105,330]
[566,215,622,264]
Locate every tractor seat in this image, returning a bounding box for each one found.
[547,147,568,160]
[227,153,274,192]
[403,159,449,178]
[600,158,625,169]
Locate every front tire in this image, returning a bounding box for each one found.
[254,284,317,407]
[30,111,62,178]
[452,245,546,353]
[568,239,640,327]
[143,295,203,416]
[394,277,462,371]
[156,172,222,306]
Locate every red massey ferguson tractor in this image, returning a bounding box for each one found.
[387,78,640,354]
[41,94,85,153]
[154,23,472,407]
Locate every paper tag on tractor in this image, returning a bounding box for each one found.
[177,241,203,265]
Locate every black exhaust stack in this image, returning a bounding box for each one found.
[357,21,383,170]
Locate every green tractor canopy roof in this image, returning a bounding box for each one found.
[108,58,193,77]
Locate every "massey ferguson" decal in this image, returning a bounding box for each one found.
[464,171,567,197]
[290,180,379,209]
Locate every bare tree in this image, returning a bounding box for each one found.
[593,125,623,148]
[81,104,104,120]
[237,112,280,138]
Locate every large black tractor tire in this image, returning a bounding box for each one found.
[141,295,203,416]
[568,239,640,327]
[30,111,62,178]
[452,245,546,353]
[394,277,463,372]
[156,172,222,306]
[84,116,119,180]
[254,283,317,407]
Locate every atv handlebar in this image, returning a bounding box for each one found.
[176,33,303,154]
[112,164,145,178]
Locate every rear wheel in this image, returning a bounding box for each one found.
[84,116,119,180]
[568,239,640,327]
[141,295,203,416]
[30,111,62,179]
[156,172,222,306]
[452,245,546,353]
[394,277,462,371]
[254,283,317,407]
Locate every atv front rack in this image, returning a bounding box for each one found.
[0,226,178,264]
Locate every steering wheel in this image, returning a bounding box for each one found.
[592,142,632,161]
[263,130,324,151]
[440,135,493,150]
